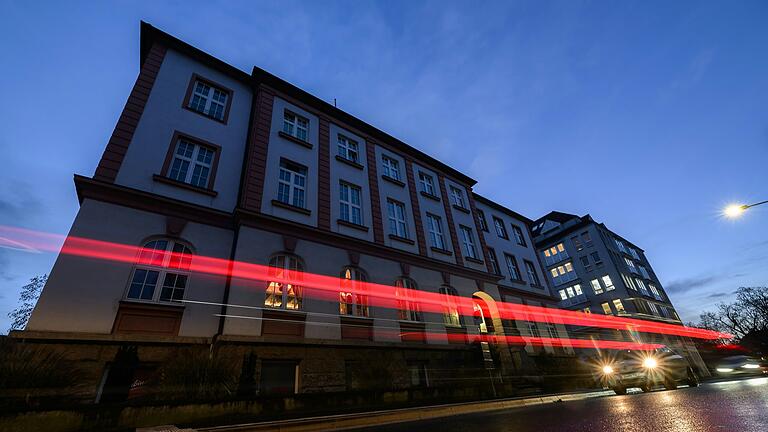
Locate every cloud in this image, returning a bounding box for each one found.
[706,292,730,299]
[664,274,724,294]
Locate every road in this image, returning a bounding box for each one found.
[352,377,768,432]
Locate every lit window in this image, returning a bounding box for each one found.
[601,275,615,291]
[265,254,303,310]
[395,278,421,322]
[505,254,521,280]
[601,302,612,314]
[339,267,369,317]
[439,286,461,327]
[487,248,501,274]
[512,225,527,247]
[283,110,309,141]
[612,299,626,313]
[550,261,576,286]
[573,284,583,295]
[524,260,540,285]
[426,213,445,250]
[542,242,569,265]
[591,279,603,295]
[277,159,307,208]
[167,138,216,188]
[418,172,436,195]
[337,134,359,163]
[493,217,508,239]
[188,78,228,121]
[339,182,363,225]
[459,225,478,259]
[449,186,466,208]
[381,155,400,180]
[387,199,409,238]
[127,239,192,303]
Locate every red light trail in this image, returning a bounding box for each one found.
[0,225,731,348]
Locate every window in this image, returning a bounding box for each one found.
[647,302,659,316]
[590,279,603,295]
[337,134,359,163]
[524,260,540,286]
[387,199,408,238]
[549,261,576,286]
[127,239,192,303]
[527,322,540,338]
[580,255,592,271]
[459,225,478,259]
[629,248,640,260]
[638,265,650,279]
[277,160,307,208]
[545,324,558,339]
[425,213,445,249]
[283,110,309,141]
[581,231,593,247]
[186,76,229,121]
[615,239,627,253]
[381,155,401,180]
[559,284,584,300]
[622,273,637,290]
[265,254,303,310]
[395,278,421,321]
[449,186,466,208]
[635,278,649,295]
[408,362,429,387]
[166,137,216,188]
[339,182,363,225]
[601,302,612,314]
[591,251,602,265]
[439,286,461,327]
[571,236,583,251]
[339,267,369,317]
[649,284,663,300]
[476,209,489,232]
[487,248,501,274]
[512,225,527,247]
[601,275,615,291]
[493,217,508,239]
[624,257,638,273]
[612,299,626,313]
[418,172,436,195]
[504,254,522,280]
[542,242,568,266]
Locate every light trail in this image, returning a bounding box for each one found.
[0,225,731,343]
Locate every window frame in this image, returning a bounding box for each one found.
[282,109,310,142]
[476,209,489,232]
[449,185,466,208]
[511,225,527,247]
[264,253,304,311]
[523,259,540,286]
[125,238,194,304]
[339,181,364,226]
[395,277,421,322]
[425,212,446,250]
[387,198,409,239]
[339,266,370,318]
[277,158,308,209]
[439,285,462,327]
[182,73,233,124]
[160,131,221,192]
[487,248,501,275]
[492,216,508,239]
[337,133,360,163]
[381,155,401,181]
[459,225,478,259]
[504,253,522,281]
[418,171,436,196]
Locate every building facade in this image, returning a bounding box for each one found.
[20,22,573,401]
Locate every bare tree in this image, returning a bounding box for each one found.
[7,275,47,332]
[698,287,768,351]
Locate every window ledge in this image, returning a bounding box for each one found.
[262,308,307,320]
[278,131,313,149]
[430,246,453,256]
[381,174,405,187]
[420,191,441,202]
[183,105,228,125]
[529,284,546,290]
[452,204,470,214]
[119,299,186,310]
[271,199,311,215]
[335,155,364,170]
[153,175,218,197]
[340,315,374,324]
[389,234,415,245]
[465,256,484,265]
[337,219,369,232]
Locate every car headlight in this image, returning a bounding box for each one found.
[643,357,658,369]
[602,365,614,375]
[717,368,733,373]
[742,364,760,369]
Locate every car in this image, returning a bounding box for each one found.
[714,355,768,376]
[596,347,700,395]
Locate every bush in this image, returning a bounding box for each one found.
[0,337,80,390]
[151,347,238,402]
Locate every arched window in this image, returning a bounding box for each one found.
[439,285,461,327]
[395,278,421,322]
[265,254,303,310]
[126,239,193,303]
[339,267,369,317]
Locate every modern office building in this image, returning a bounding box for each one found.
[531,211,708,373]
[18,22,573,401]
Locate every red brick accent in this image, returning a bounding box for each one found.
[467,192,494,274]
[112,301,182,336]
[404,159,427,255]
[438,174,463,266]
[94,43,167,182]
[317,117,331,230]
[365,139,384,243]
[241,86,275,211]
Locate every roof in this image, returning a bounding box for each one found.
[472,193,534,225]
[532,211,581,226]
[139,21,477,186]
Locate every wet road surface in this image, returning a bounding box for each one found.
[353,377,768,432]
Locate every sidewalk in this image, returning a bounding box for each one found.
[140,389,613,432]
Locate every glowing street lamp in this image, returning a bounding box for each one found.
[723,200,768,219]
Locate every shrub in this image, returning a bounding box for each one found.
[151,347,238,402]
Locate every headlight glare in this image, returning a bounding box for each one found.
[602,365,614,375]
[716,368,733,373]
[742,364,760,369]
[643,357,658,369]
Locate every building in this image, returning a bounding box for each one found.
[531,211,708,373]
[18,22,573,403]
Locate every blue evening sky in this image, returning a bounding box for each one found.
[1,0,766,330]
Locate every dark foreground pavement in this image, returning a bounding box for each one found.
[352,377,768,432]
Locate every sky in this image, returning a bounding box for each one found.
[0,0,767,330]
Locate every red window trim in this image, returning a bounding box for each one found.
[182,73,234,125]
[159,130,222,194]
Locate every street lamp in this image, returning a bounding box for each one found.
[723,200,768,219]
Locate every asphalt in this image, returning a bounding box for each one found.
[351,377,768,432]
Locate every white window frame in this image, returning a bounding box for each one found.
[168,138,215,188]
[395,278,421,322]
[126,239,193,304]
[612,299,626,313]
[418,172,436,195]
[505,254,521,280]
[337,134,360,163]
[449,186,466,208]
[381,155,401,180]
[283,110,309,141]
[188,79,228,120]
[602,275,615,291]
[426,213,445,249]
[277,160,307,208]
[590,279,603,295]
[339,267,369,317]
[265,254,303,310]
[387,199,409,238]
[439,286,462,327]
[339,182,363,225]
[512,225,527,246]
[524,260,540,285]
[459,225,478,259]
[493,217,508,239]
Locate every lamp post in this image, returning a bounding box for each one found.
[723,200,768,219]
